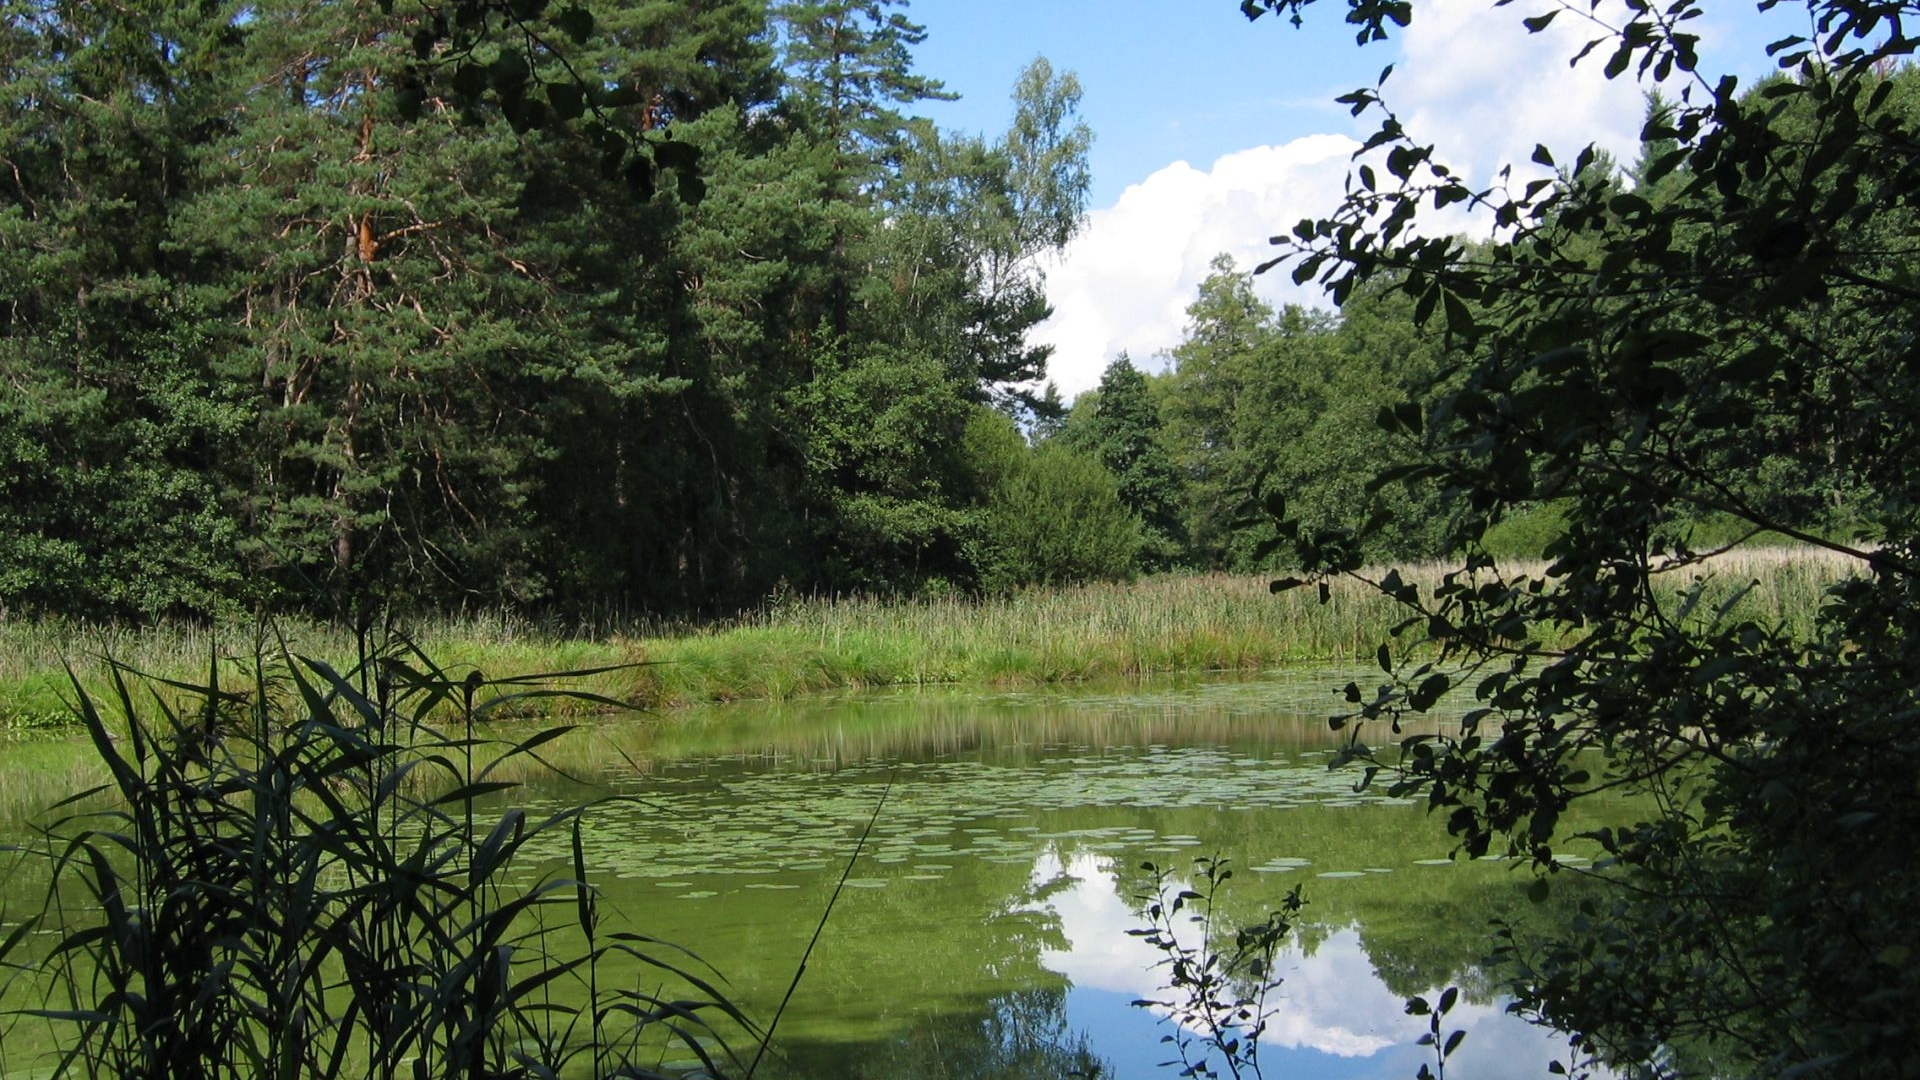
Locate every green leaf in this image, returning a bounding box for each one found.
[1607,192,1652,217]
[489,50,530,94]
[1603,43,1631,79]
[625,156,655,199]
[547,81,585,121]
[1409,672,1451,711]
[651,138,700,171]
[553,4,594,44]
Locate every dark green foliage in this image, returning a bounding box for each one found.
[967,409,1141,593]
[27,635,748,1079]
[1251,1,1920,1075]
[791,339,978,593]
[179,12,553,606]
[389,0,711,196]
[774,0,954,185]
[1158,258,1444,572]
[1061,355,1188,571]
[0,316,250,619]
[773,0,953,341]
[0,0,1105,617]
[875,58,1091,400]
[0,0,251,619]
[1158,257,1291,569]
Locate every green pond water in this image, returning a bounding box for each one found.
[0,672,1602,1080]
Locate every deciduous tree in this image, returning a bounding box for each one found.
[1245,0,1920,1073]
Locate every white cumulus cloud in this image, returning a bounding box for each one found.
[1017,848,1564,1071]
[1037,135,1359,399]
[1034,0,1665,402]
[1397,0,1650,189]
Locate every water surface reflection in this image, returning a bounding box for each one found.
[535,676,1602,1079]
[1022,849,1580,1080]
[0,673,1599,1080]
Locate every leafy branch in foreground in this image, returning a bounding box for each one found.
[20,631,750,1080]
[1127,857,1301,1080]
[1245,1,1920,1075]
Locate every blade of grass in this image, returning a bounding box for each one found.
[746,765,898,1079]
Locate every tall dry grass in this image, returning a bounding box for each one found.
[0,547,1863,724]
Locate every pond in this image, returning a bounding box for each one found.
[0,670,1602,1080]
[474,672,1598,1080]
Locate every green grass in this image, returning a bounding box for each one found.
[633,572,1405,699]
[0,550,1862,728]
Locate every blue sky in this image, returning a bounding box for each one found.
[914,0,1386,208]
[892,0,1800,398]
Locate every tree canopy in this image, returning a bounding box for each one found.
[0,1,1109,619]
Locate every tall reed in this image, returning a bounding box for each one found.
[12,632,750,1080]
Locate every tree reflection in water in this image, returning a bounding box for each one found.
[771,986,1109,1079]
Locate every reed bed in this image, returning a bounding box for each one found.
[676,572,1405,691]
[0,548,1863,726]
[0,638,750,1080]
[0,614,645,729]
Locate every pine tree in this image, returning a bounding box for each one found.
[774,0,951,186]
[0,0,251,618]
[172,0,630,611]
[1063,355,1187,571]
[515,0,789,613]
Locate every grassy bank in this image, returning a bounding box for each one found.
[0,549,1861,729]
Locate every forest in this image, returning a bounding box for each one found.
[2,0,1102,622]
[0,0,1606,627]
[4,0,1878,629]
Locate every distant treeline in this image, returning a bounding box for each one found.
[0,0,1876,624]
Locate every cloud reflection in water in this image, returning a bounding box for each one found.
[1021,850,1585,1080]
